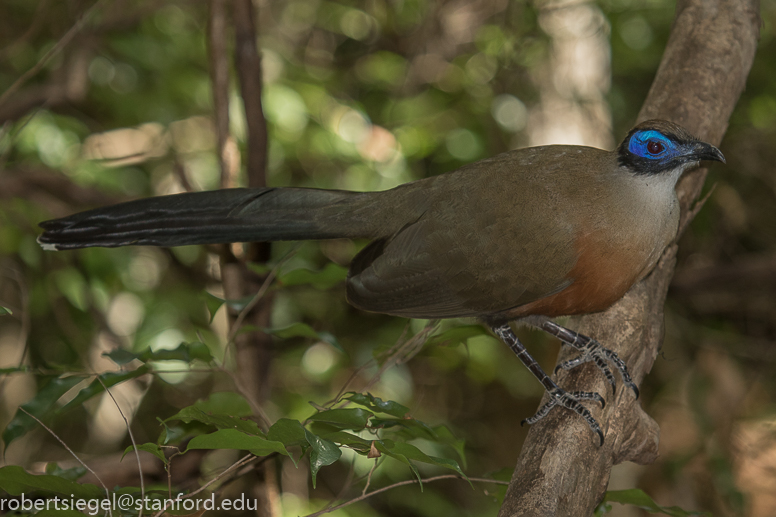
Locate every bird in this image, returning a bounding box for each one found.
[38,119,725,444]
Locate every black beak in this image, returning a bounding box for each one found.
[693,142,726,164]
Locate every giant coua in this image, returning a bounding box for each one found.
[38,119,725,444]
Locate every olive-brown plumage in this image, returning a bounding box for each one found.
[38,119,725,443]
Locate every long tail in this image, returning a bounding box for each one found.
[38,187,384,250]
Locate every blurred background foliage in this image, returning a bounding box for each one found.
[0,0,775,515]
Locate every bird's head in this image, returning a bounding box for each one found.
[617,119,725,176]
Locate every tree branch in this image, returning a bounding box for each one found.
[498,1,760,515]
[209,0,231,187]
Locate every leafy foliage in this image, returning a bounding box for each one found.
[596,489,712,517]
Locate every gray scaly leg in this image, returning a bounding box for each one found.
[491,324,605,445]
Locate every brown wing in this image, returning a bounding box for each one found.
[345,153,581,319]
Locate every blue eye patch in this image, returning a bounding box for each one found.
[627,130,679,160]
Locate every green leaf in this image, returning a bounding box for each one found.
[204,292,225,323]
[0,465,105,500]
[369,418,467,468]
[601,489,711,516]
[318,431,372,453]
[315,331,344,352]
[278,263,348,290]
[374,441,468,487]
[157,417,190,446]
[103,342,213,366]
[166,406,262,435]
[3,376,83,448]
[267,418,307,447]
[343,392,409,417]
[374,440,422,485]
[307,408,373,430]
[103,348,137,365]
[427,325,488,346]
[390,442,467,478]
[433,425,467,468]
[44,463,86,481]
[61,366,150,412]
[371,417,438,440]
[205,292,256,319]
[163,393,260,443]
[123,443,167,464]
[263,322,344,352]
[187,429,289,457]
[0,306,12,316]
[191,391,253,417]
[304,429,341,489]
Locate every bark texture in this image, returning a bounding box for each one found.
[498,1,760,515]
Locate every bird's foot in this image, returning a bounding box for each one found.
[540,321,639,398]
[490,323,606,445]
[522,388,605,445]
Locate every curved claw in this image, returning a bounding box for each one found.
[541,321,639,402]
[523,388,604,445]
[569,390,606,409]
[630,383,640,399]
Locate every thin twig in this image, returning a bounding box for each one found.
[326,322,437,410]
[184,453,256,499]
[0,0,108,109]
[218,261,281,428]
[172,155,194,193]
[217,364,271,428]
[362,459,378,496]
[221,243,297,347]
[224,452,278,486]
[358,322,437,395]
[303,475,509,517]
[310,455,359,517]
[208,0,231,187]
[226,267,278,344]
[19,407,113,517]
[150,453,257,517]
[96,377,145,516]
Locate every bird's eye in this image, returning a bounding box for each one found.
[647,140,664,154]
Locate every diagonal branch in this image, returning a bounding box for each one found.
[497,1,760,515]
[20,407,113,517]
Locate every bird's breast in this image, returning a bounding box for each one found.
[503,194,677,320]
[504,230,646,318]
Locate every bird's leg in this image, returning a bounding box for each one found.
[491,324,604,445]
[539,320,640,398]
